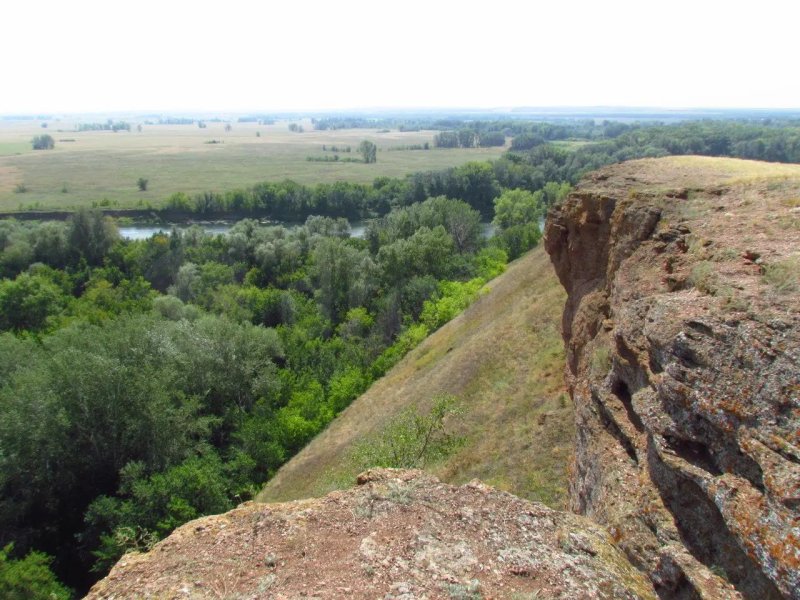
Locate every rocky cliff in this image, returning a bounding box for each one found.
[544,156,800,599]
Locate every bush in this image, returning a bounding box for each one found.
[349,394,463,470]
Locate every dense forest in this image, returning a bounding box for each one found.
[0,190,550,596]
[1,115,800,597]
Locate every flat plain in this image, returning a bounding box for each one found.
[0,118,505,211]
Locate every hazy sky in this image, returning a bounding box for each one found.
[2,0,798,113]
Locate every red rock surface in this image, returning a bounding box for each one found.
[86,469,655,599]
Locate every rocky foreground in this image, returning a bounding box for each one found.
[86,469,654,599]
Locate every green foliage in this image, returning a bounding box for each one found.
[0,544,71,600]
[369,323,429,379]
[494,222,542,260]
[66,208,119,266]
[0,273,67,333]
[312,237,376,323]
[136,177,148,192]
[493,188,543,230]
[327,367,368,413]
[85,453,233,572]
[378,226,457,286]
[474,246,508,280]
[491,188,547,259]
[420,278,486,330]
[0,168,507,591]
[358,140,377,163]
[31,134,54,150]
[350,395,463,470]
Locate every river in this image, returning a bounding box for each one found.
[119,220,496,240]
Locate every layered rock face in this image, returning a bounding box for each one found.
[87,469,655,599]
[545,157,800,599]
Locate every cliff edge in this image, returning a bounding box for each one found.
[545,156,800,599]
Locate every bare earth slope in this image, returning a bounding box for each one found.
[545,156,800,599]
[87,469,655,599]
[259,247,572,507]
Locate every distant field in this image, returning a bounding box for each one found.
[0,119,505,211]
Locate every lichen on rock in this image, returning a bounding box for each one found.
[545,156,800,600]
[87,469,655,599]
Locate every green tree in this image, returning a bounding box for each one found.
[137,178,148,192]
[312,237,376,323]
[66,208,119,266]
[492,189,545,259]
[0,544,71,600]
[492,188,543,230]
[358,140,377,164]
[0,273,67,333]
[31,135,54,150]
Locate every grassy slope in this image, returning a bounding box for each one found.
[0,120,503,210]
[258,246,573,508]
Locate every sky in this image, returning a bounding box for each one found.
[2,0,798,114]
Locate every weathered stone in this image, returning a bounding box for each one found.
[546,157,800,599]
[86,470,655,599]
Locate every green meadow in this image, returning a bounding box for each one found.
[0,119,504,211]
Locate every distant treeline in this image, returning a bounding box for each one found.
[77,120,131,132]
[237,115,276,124]
[157,117,195,125]
[433,130,505,148]
[161,161,505,220]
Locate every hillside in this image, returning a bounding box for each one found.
[258,245,573,507]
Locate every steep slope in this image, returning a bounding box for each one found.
[88,469,655,599]
[545,156,800,599]
[258,247,573,507]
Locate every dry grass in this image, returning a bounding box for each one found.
[764,256,800,293]
[657,155,800,184]
[258,247,573,508]
[0,119,504,211]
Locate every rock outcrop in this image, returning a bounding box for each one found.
[86,469,655,599]
[545,157,800,599]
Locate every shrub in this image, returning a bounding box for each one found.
[349,394,463,470]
